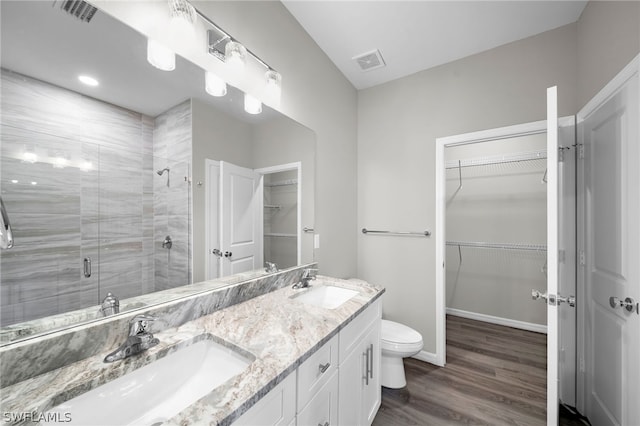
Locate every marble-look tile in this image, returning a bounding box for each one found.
[79,95,144,154]
[1,70,84,140]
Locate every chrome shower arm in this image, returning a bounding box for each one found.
[0,196,14,249]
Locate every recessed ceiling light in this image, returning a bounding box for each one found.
[78,75,99,86]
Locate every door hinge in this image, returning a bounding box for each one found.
[579,357,585,372]
[559,249,566,263]
[578,144,585,160]
[579,250,586,265]
[558,146,565,162]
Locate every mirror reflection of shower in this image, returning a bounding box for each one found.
[157,167,170,187]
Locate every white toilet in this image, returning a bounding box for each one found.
[380,319,424,388]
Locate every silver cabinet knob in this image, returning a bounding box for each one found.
[531,289,548,302]
[557,295,576,307]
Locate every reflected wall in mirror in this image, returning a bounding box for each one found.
[0,1,316,343]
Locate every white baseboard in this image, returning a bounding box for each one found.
[446,307,547,334]
[411,350,443,367]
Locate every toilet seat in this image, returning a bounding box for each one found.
[381,320,423,353]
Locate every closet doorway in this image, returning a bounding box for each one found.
[434,116,577,421]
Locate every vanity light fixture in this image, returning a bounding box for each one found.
[244,93,262,115]
[147,39,176,71]
[264,69,282,103]
[78,75,99,86]
[205,71,227,97]
[168,0,196,28]
[224,41,247,82]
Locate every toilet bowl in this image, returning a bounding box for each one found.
[380,319,423,389]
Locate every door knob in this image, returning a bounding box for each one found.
[557,294,576,307]
[224,251,232,258]
[211,249,223,257]
[532,289,548,302]
[609,296,639,314]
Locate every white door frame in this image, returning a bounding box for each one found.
[255,161,303,266]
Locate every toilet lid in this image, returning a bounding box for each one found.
[381,320,422,344]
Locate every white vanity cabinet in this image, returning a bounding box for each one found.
[338,299,382,426]
[233,299,381,426]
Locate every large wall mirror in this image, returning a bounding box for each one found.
[0,1,316,344]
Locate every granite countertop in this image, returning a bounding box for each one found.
[0,276,384,426]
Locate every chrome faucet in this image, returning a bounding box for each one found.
[104,314,159,363]
[292,268,318,289]
[265,262,278,273]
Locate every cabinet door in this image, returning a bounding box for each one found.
[297,371,338,426]
[361,322,381,425]
[233,373,296,426]
[338,341,364,425]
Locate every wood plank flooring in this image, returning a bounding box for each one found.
[372,315,564,425]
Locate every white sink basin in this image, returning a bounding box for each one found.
[293,285,359,309]
[47,336,253,425]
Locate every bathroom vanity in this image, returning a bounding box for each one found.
[0,270,384,426]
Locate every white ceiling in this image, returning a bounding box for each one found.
[282,1,588,90]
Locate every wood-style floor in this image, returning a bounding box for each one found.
[372,314,582,426]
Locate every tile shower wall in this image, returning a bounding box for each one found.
[152,100,192,291]
[0,69,192,326]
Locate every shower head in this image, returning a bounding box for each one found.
[156,167,170,176]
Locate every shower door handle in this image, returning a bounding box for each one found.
[84,257,92,278]
[0,196,14,249]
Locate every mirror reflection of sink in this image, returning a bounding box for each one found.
[292,285,359,309]
[47,336,253,425]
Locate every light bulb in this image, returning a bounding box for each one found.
[225,41,247,82]
[22,151,37,163]
[205,71,227,97]
[244,93,262,115]
[147,39,175,71]
[264,70,282,104]
[168,0,196,43]
[53,156,68,169]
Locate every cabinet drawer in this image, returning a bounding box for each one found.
[297,334,338,411]
[339,299,381,361]
[297,371,338,426]
[233,373,296,426]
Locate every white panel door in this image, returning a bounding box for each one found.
[546,86,560,425]
[205,159,220,280]
[220,161,263,277]
[580,66,639,426]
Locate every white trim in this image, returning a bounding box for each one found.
[446,308,547,334]
[546,85,559,426]
[411,350,440,366]
[578,54,639,122]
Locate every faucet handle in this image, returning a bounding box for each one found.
[129,314,156,335]
[302,268,318,279]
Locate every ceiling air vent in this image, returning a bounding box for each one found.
[353,49,386,72]
[54,0,98,23]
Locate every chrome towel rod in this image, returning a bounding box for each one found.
[446,241,547,251]
[362,228,431,237]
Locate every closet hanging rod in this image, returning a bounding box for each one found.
[362,228,431,237]
[446,240,547,251]
[445,150,547,170]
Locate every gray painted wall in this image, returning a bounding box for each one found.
[445,134,547,326]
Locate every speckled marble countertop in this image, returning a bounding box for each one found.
[0,276,384,426]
